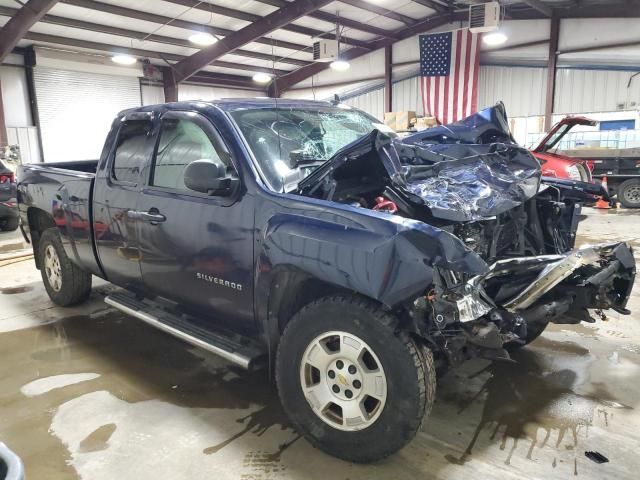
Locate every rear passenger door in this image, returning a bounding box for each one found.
[136,111,255,333]
[93,112,156,290]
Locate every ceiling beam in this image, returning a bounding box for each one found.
[0,0,59,62]
[271,11,466,95]
[544,14,560,131]
[411,0,448,12]
[196,0,402,40]
[520,0,553,17]
[338,0,418,26]
[21,31,287,76]
[0,6,306,68]
[509,4,640,18]
[559,38,640,55]
[144,0,371,50]
[60,0,307,52]
[171,0,333,84]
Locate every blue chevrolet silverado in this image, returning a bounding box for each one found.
[17,99,635,462]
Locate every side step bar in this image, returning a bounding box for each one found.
[105,291,266,370]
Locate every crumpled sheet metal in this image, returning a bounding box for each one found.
[394,103,542,222]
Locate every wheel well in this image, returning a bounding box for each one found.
[27,208,55,269]
[267,272,351,337]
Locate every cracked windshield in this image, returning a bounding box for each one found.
[231,106,395,192]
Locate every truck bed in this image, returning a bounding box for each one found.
[17,160,101,276]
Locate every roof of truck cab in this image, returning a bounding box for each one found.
[120,98,342,117]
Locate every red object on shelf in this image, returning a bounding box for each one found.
[372,196,398,214]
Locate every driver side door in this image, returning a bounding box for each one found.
[136,111,255,334]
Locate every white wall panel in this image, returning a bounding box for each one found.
[477,66,547,117]
[393,77,423,116]
[0,66,33,127]
[6,127,41,163]
[344,88,384,121]
[555,69,640,114]
[141,84,165,105]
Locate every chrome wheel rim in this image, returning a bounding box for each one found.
[44,245,62,292]
[299,330,387,432]
[623,185,640,204]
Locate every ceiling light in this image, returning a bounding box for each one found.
[189,32,217,46]
[483,32,508,46]
[111,54,136,65]
[330,59,350,71]
[253,72,273,84]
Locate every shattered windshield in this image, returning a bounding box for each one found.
[230,106,395,192]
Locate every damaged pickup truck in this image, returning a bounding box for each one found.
[18,100,635,463]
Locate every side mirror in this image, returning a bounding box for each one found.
[184,159,238,196]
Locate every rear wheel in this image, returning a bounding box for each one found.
[39,228,92,306]
[0,217,18,231]
[618,178,640,208]
[276,295,436,463]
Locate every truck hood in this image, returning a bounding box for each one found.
[298,103,542,222]
[532,115,596,153]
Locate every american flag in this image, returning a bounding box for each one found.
[419,29,481,124]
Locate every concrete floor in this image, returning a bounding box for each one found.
[1,209,640,480]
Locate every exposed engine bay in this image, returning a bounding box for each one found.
[296,103,636,367]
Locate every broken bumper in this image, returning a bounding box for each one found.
[452,242,636,323]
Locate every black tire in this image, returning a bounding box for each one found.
[0,217,18,231]
[507,321,548,350]
[618,178,640,208]
[276,295,436,463]
[39,228,92,306]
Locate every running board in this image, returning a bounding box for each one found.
[105,291,266,370]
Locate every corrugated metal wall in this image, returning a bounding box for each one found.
[342,66,640,119]
[344,88,385,121]
[477,66,547,117]
[555,69,640,114]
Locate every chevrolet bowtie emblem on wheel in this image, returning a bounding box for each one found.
[196,273,243,291]
[337,374,348,386]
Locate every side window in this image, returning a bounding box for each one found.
[112,120,153,184]
[152,118,231,191]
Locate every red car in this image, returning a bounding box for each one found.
[530,116,596,183]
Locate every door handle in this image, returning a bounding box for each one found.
[128,209,166,224]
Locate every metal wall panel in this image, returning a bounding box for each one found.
[178,84,260,102]
[6,127,41,163]
[344,88,385,121]
[477,66,547,117]
[555,69,640,114]
[141,84,165,106]
[393,77,424,116]
[0,66,32,127]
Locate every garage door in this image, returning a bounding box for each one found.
[33,67,141,162]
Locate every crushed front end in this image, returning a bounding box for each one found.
[297,102,636,368]
[420,242,635,366]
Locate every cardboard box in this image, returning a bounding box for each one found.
[384,112,397,130]
[395,111,417,131]
[414,116,438,131]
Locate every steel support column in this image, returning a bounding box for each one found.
[384,45,393,113]
[0,80,7,148]
[544,15,560,132]
[163,67,178,103]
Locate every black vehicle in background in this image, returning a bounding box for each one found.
[0,160,19,232]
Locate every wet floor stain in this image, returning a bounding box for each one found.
[78,423,117,453]
[0,285,33,294]
[444,347,632,469]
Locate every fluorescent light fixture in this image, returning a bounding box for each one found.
[252,72,273,84]
[483,32,508,46]
[189,32,217,46]
[330,59,350,71]
[111,54,136,65]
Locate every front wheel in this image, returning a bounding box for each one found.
[39,228,92,306]
[276,295,436,463]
